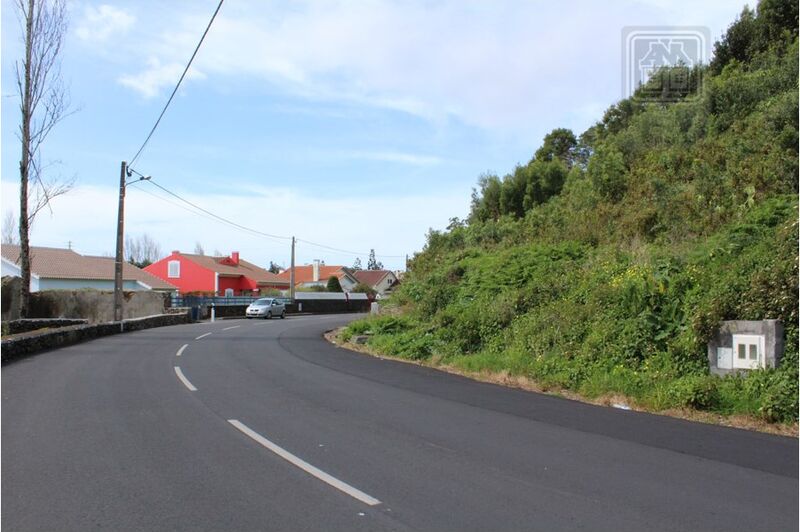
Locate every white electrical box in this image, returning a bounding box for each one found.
[716,347,733,370]
[732,334,765,370]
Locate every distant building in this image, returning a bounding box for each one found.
[0,244,176,292]
[277,260,358,291]
[145,251,288,296]
[353,269,400,296]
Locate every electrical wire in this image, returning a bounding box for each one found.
[296,238,406,259]
[132,177,406,259]
[145,179,292,242]
[129,0,225,166]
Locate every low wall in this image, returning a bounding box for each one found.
[196,299,370,319]
[1,276,22,321]
[27,290,169,323]
[3,318,88,335]
[1,312,191,364]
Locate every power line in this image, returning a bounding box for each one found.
[133,178,405,259]
[145,179,292,243]
[129,0,225,166]
[296,238,406,259]
[128,181,283,244]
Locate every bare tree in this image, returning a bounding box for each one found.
[2,212,20,245]
[15,0,73,316]
[125,233,162,268]
[193,241,205,255]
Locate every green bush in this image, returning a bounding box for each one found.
[341,4,798,424]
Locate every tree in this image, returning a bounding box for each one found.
[193,241,205,255]
[351,257,363,270]
[268,261,281,274]
[2,211,19,245]
[534,128,578,167]
[125,233,162,268]
[367,249,383,270]
[15,0,73,317]
[351,282,376,297]
[326,275,343,292]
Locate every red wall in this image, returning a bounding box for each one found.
[145,252,215,294]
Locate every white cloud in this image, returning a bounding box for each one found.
[118,57,206,99]
[75,4,135,43]
[338,150,444,166]
[0,179,469,271]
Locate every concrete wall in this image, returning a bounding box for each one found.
[708,320,784,376]
[26,290,169,323]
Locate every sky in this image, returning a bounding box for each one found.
[1,0,745,271]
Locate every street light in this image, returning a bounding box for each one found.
[113,161,151,322]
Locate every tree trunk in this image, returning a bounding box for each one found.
[18,0,34,318]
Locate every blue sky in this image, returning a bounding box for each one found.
[1,0,744,270]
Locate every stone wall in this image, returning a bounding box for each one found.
[2,279,170,323]
[27,290,169,323]
[1,312,191,364]
[1,276,22,321]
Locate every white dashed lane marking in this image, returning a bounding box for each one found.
[228,419,381,507]
[174,367,198,391]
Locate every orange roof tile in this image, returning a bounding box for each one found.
[1,244,177,290]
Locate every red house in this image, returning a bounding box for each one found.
[145,251,288,296]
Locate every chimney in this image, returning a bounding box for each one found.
[231,251,239,265]
[313,259,320,282]
[172,250,180,255]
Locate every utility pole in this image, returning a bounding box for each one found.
[114,161,127,322]
[289,236,296,300]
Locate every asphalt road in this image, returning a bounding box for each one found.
[2,314,797,531]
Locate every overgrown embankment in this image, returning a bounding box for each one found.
[343,1,799,426]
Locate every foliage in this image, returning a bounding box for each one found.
[326,275,343,292]
[125,233,162,269]
[351,282,377,296]
[297,284,327,292]
[367,249,383,270]
[345,1,799,424]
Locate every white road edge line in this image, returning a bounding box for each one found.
[176,344,188,357]
[174,366,198,391]
[227,419,381,507]
[195,332,212,340]
[223,325,241,331]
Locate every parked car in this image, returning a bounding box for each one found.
[246,298,286,319]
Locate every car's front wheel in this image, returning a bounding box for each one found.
[266,311,272,320]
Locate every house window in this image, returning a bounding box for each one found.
[168,260,180,278]
[732,334,764,370]
[224,288,234,297]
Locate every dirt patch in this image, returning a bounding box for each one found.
[324,327,798,437]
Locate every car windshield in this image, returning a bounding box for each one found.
[253,298,272,306]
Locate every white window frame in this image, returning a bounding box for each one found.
[732,334,765,370]
[224,288,234,297]
[167,260,180,279]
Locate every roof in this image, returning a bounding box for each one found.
[353,269,393,287]
[276,265,353,286]
[179,253,287,285]
[1,244,177,290]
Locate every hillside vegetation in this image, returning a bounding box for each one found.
[344,0,799,424]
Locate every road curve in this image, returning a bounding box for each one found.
[2,314,797,531]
